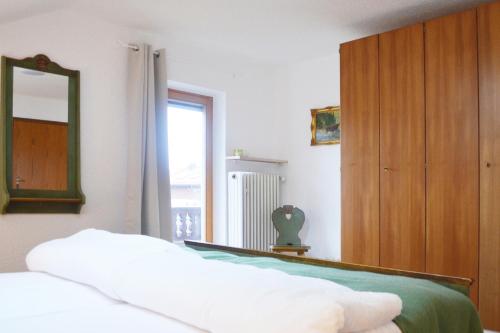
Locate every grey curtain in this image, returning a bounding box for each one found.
[125,44,172,241]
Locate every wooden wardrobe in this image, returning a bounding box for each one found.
[478,2,500,330]
[340,2,500,330]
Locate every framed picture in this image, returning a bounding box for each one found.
[310,106,340,145]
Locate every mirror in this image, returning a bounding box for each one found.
[12,67,69,191]
[0,54,85,213]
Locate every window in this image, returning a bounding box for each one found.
[167,89,213,243]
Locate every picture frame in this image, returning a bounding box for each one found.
[310,106,340,145]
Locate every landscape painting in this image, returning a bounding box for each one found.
[310,106,340,145]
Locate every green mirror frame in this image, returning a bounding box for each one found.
[0,54,85,213]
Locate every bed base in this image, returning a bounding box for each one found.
[184,240,472,289]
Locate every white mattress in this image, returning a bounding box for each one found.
[0,272,206,333]
[0,272,400,333]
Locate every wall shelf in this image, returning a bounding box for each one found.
[226,156,288,165]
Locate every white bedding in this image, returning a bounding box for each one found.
[0,272,205,333]
[26,229,403,333]
[0,272,400,333]
[2,229,403,333]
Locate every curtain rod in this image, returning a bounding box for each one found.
[118,41,160,56]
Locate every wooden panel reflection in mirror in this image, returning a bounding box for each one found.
[12,118,68,191]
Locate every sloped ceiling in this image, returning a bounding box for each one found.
[0,0,491,64]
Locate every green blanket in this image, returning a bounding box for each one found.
[188,247,482,333]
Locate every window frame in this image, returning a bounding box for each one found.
[167,89,213,242]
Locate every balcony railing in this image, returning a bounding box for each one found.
[172,207,202,242]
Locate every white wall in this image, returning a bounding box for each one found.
[277,54,341,260]
[0,11,130,272]
[0,9,279,271]
[0,8,342,271]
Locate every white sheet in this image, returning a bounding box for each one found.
[26,229,402,333]
[0,272,118,320]
[0,272,400,333]
[0,272,205,333]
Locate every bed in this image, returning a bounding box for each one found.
[0,230,482,333]
[0,271,400,333]
[0,272,205,333]
[184,241,483,333]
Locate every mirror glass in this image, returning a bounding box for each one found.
[12,66,69,191]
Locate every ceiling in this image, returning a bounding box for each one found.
[0,0,492,65]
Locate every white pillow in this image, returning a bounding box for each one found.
[26,229,401,333]
[112,250,345,333]
[26,229,181,299]
[26,229,345,332]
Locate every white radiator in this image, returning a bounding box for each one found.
[227,172,281,251]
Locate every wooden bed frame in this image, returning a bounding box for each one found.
[184,241,473,289]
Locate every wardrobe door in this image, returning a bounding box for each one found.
[379,24,425,271]
[478,2,500,330]
[425,9,479,303]
[340,35,380,266]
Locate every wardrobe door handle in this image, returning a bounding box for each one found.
[486,162,491,168]
[383,167,390,172]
